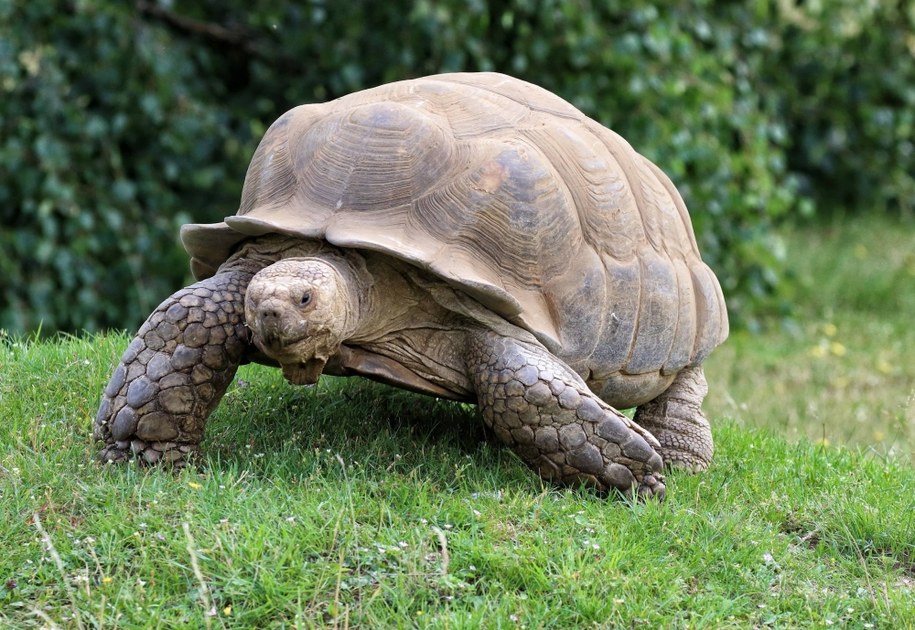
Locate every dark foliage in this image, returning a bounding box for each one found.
[2,0,911,333]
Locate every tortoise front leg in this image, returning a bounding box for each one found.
[466,331,666,499]
[93,268,254,466]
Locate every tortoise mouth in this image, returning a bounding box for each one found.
[281,358,327,385]
[256,336,320,371]
[255,331,308,355]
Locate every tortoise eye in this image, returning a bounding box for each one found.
[300,292,312,306]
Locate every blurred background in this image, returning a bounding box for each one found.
[1,0,913,456]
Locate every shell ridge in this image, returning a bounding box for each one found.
[428,73,583,122]
[583,123,659,252]
[662,259,697,374]
[624,247,679,374]
[687,264,722,365]
[238,112,297,216]
[664,254,683,372]
[713,266,730,344]
[634,158,687,261]
[288,115,351,211]
[620,254,643,371]
[642,158,701,255]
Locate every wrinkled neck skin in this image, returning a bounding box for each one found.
[237,235,467,389]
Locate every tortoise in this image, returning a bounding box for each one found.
[94,72,728,499]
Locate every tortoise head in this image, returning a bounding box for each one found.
[245,257,355,385]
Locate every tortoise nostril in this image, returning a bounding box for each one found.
[259,307,280,323]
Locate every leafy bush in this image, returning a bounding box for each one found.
[2,0,911,334]
[0,1,249,332]
[758,0,915,214]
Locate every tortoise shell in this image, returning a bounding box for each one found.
[181,72,728,382]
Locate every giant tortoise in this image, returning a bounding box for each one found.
[94,72,728,499]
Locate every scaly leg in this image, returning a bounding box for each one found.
[466,331,665,499]
[634,366,714,472]
[93,267,254,466]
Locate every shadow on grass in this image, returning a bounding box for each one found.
[201,370,494,475]
[194,369,648,502]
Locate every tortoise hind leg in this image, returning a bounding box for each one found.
[633,366,714,472]
[93,267,255,466]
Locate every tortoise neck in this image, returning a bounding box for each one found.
[230,235,436,344]
[315,252,374,342]
[344,252,448,345]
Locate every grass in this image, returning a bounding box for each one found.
[705,214,915,462]
[1,214,913,628]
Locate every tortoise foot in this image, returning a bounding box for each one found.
[636,473,666,501]
[635,366,713,473]
[98,440,200,468]
[97,443,132,464]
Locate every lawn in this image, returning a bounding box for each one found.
[705,214,915,463]
[1,215,913,628]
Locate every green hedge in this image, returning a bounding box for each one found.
[759,0,915,214]
[2,1,912,334]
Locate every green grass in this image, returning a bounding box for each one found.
[1,215,913,628]
[705,214,915,462]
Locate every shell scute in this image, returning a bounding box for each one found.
[626,247,679,374]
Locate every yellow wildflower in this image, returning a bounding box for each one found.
[102,576,112,584]
[188,481,202,490]
[830,342,847,357]
[224,606,232,615]
[822,323,838,337]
